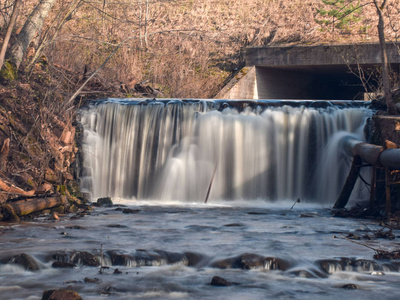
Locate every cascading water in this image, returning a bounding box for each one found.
[79,99,371,203]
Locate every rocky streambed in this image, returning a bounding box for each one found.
[1,201,400,299]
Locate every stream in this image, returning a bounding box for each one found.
[1,200,400,299]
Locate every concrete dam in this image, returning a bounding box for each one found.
[217,43,400,100]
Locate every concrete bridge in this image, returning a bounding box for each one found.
[216,43,400,100]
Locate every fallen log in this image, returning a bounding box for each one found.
[0,196,66,221]
[0,178,35,197]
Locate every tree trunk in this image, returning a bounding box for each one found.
[5,0,57,72]
[0,0,21,71]
[373,0,397,115]
[0,196,66,221]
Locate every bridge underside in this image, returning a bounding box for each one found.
[255,64,399,100]
[216,43,400,101]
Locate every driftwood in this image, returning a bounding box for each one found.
[334,138,400,211]
[0,196,66,221]
[0,178,35,197]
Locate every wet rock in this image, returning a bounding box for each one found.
[50,252,70,263]
[113,268,123,274]
[316,258,356,274]
[102,285,120,294]
[107,250,135,266]
[211,256,237,269]
[10,253,40,271]
[66,225,86,230]
[105,224,127,228]
[288,269,319,278]
[122,208,140,214]
[264,257,289,271]
[354,259,382,272]
[71,251,100,266]
[224,223,245,227]
[236,253,266,269]
[210,276,232,286]
[211,253,288,270]
[134,250,165,266]
[340,284,359,289]
[84,277,101,283]
[154,250,187,265]
[184,252,208,267]
[52,261,77,268]
[42,289,82,300]
[97,197,113,206]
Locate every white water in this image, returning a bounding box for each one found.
[79,99,370,203]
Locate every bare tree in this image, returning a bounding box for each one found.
[317,0,398,114]
[0,0,20,71]
[5,0,57,72]
[373,0,397,114]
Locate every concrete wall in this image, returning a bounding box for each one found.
[216,67,257,99]
[216,43,400,100]
[246,43,400,67]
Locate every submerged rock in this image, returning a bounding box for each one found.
[10,253,41,271]
[84,277,101,283]
[211,276,232,286]
[122,208,140,214]
[42,289,82,300]
[184,252,208,267]
[211,253,289,270]
[52,261,77,268]
[316,257,385,274]
[340,283,359,289]
[107,250,135,266]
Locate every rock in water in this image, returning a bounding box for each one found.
[51,261,76,268]
[42,289,82,300]
[71,251,100,266]
[211,276,232,286]
[340,284,359,289]
[10,253,40,271]
[97,197,113,206]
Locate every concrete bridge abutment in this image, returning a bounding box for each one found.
[216,43,400,100]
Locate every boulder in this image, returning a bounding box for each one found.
[71,251,100,266]
[97,197,113,206]
[211,276,232,286]
[122,208,140,214]
[10,253,40,271]
[184,252,208,267]
[42,289,82,300]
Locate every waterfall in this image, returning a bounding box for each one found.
[79,99,371,203]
